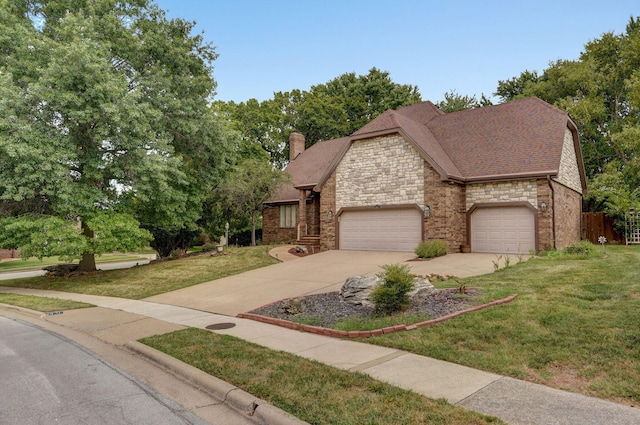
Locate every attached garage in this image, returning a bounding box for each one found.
[471,206,535,254]
[339,208,422,252]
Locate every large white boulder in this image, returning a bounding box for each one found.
[339,276,435,306]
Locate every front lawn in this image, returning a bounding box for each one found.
[0,246,279,299]
[365,245,640,405]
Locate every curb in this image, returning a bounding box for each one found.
[238,294,518,339]
[125,341,310,425]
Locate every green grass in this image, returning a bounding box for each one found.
[0,293,94,312]
[141,328,503,425]
[362,245,640,405]
[0,246,278,299]
[0,253,149,272]
[333,312,434,331]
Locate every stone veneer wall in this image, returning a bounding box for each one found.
[552,181,582,249]
[556,128,583,194]
[466,180,538,210]
[424,164,466,252]
[335,135,424,209]
[262,205,297,244]
[320,172,337,250]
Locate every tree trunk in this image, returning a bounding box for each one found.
[77,252,97,272]
[251,210,256,246]
[77,221,97,272]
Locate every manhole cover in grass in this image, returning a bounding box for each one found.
[206,323,236,330]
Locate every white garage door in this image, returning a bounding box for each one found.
[471,206,535,254]
[339,208,422,252]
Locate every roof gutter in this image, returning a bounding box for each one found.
[464,170,558,184]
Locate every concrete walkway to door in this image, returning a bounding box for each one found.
[143,249,499,317]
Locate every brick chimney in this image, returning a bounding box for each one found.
[289,132,305,161]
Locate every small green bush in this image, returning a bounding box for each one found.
[201,243,217,252]
[415,239,447,259]
[370,264,416,315]
[562,241,597,257]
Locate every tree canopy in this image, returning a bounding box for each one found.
[0,0,235,268]
[215,158,289,246]
[214,68,422,168]
[436,90,492,113]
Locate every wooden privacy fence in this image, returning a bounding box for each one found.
[582,212,626,244]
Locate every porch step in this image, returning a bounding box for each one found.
[296,235,321,252]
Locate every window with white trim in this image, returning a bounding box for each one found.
[280,204,297,228]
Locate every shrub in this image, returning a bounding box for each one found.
[415,239,447,259]
[370,264,416,315]
[201,243,218,252]
[562,241,597,257]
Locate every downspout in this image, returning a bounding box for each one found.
[547,175,556,249]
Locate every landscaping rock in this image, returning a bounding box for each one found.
[408,277,436,297]
[340,275,435,307]
[280,298,307,315]
[339,276,380,307]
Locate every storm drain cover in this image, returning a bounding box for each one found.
[205,322,236,330]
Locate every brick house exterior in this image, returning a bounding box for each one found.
[263,98,587,254]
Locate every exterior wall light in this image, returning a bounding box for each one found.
[424,205,431,217]
[327,210,333,220]
[540,202,547,212]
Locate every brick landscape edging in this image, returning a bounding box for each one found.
[237,294,518,339]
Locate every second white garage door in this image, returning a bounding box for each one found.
[339,208,422,252]
[471,206,535,254]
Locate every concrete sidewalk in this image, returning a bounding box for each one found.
[1,285,639,425]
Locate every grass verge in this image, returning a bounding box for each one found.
[0,293,94,312]
[0,246,279,299]
[141,328,503,425]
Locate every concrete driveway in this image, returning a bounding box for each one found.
[143,250,499,317]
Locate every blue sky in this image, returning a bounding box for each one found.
[154,0,639,104]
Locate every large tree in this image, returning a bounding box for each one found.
[215,68,422,168]
[0,0,225,269]
[495,16,640,222]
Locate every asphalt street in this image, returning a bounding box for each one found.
[0,316,209,425]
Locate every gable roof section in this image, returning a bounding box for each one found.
[267,97,585,204]
[350,110,463,180]
[427,97,569,181]
[267,136,350,203]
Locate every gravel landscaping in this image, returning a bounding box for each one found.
[249,288,479,328]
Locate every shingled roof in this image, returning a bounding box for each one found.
[268,97,585,204]
[427,97,574,181]
[269,136,350,203]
